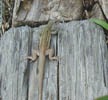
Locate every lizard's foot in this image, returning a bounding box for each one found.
[50,56,59,60]
[25,56,37,62]
[46,48,59,60]
[25,49,39,62]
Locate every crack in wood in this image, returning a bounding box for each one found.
[103,66,107,87]
[57,60,59,100]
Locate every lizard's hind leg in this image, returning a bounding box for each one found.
[26,49,40,61]
[46,48,59,60]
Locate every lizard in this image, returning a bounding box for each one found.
[26,20,59,100]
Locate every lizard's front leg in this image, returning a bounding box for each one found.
[26,49,40,61]
[46,48,59,60]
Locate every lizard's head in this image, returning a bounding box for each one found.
[48,20,55,25]
[47,19,59,29]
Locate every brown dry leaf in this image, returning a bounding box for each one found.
[23,1,32,10]
[106,40,108,44]
[1,25,5,33]
[24,4,31,10]
[5,23,9,29]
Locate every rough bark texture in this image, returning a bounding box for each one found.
[12,0,83,26]
[12,0,108,27]
[0,20,108,100]
[88,3,104,20]
[99,0,108,19]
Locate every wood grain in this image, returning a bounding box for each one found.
[58,21,108,100]
[0,20,108,100]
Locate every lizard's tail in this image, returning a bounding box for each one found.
[38,54,46,100]
[39,78,43,100]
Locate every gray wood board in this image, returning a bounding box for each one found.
[0,25,58,100]
[58,21,108,100]
[0,20,108,100]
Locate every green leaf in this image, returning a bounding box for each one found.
[89,18,108,30]
[94,95,108,100]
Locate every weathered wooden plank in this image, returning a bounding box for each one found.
[0,24,58,100]
[27,26,58,100]
[58,21,108,100]
[12,0,83,26]
[12,0,108,27]
[0,20,108,100]
[0,26,31,100]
